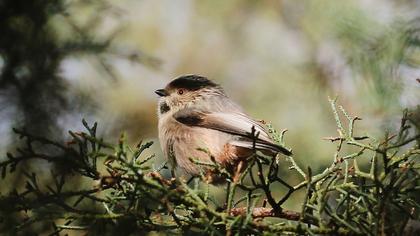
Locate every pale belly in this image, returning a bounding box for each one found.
[158,118,232,175]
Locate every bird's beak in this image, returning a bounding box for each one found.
[155,89,168,97]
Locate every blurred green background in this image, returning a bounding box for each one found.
[1,0,419,214]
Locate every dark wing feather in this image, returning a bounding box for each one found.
[173,108,292,156]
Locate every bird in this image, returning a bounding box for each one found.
[155,75,291,183]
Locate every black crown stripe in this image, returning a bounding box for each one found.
[168,75,218,91]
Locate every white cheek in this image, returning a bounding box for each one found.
[159,93,200,115]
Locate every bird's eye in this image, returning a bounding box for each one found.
[177,89,184,95]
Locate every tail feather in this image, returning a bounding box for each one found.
[230,140,292,156]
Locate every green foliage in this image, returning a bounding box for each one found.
[0,100,419,235]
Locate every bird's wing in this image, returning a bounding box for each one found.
[173,108,292,156]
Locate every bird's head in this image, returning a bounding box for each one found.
[155,75,224,116]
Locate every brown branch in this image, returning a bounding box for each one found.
[229,207,316,224]
[323,136,368,142]
[148,171,176,186]
[323,136,345,142]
